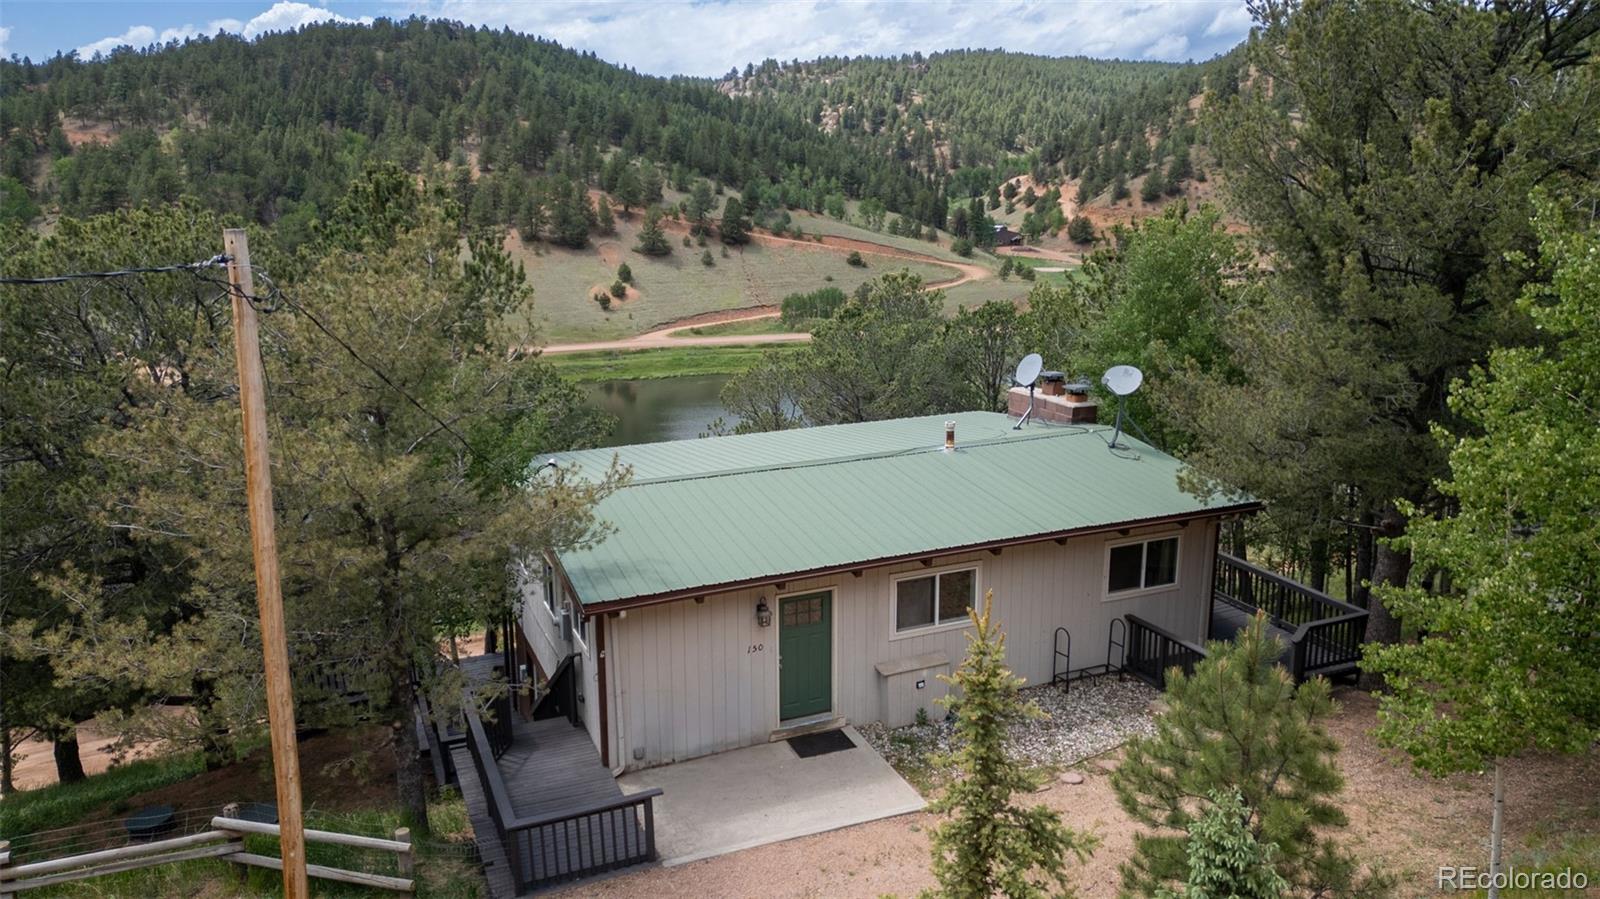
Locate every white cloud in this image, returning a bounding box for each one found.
[76,25,156,59]
[158,19,246,45]
[0,26,12,57]
[1204,4,1254,37]
[67,1,1250,73]
[1142,33,1189,60]
[236,2,373,39]
[406,0,1252,75]
[77,3,372,59]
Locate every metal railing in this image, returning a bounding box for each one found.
[1213,553,1369,681]
[1124,614,1207,690]
[459,692,660,892]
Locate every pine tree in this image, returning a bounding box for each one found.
[719,196,750,245]
[548,180,590,249]
[687,181,716,234]
[922,591,1095,898]
[594,194,615,235]
[1112,615,1390,898]
[633,206,672,257]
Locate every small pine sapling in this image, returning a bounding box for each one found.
[922,590,1096,899]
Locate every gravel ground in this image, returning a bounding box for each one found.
[857,675,1160,782]
[551,688,1600,899]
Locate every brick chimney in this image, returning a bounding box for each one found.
[1008,378,1097,425]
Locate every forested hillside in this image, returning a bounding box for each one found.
[720,49,1237,204]
[0,18,950,238]
[0,20,1235,246]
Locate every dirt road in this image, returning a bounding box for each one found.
[541,231,990,355]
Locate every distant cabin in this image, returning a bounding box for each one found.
[993,224,1023,246]
[511,396,1293,772]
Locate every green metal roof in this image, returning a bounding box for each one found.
[548,412,1254,608]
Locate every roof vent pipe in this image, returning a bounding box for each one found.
[944,420,956,453]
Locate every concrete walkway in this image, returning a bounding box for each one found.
[617,726,925,867]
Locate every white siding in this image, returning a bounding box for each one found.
[516,558,568,680]
[607,519,1219,771]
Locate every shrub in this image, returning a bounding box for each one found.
[846,250,865,267]
[700,249,715,267]
[616,262,633,283]
[609,279,627,299]
[1068,215,1095,244]
[780,286,848,327]
[951,237,974,257]
[593,291,611,310]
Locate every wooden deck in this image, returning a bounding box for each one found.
[1209,597,1297,653]
[454,654,655,895]
[499,717,624,818]
[452,741,518,899]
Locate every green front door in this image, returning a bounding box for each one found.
[779,591,832,720]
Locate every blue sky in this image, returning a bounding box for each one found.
[0,1,1255,76]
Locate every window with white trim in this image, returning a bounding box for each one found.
[894,567,977,633]
[1106,535,1180,595]
[541,562,556,612]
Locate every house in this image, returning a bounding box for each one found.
[512,390,1265,774]
[993,223,1023,245]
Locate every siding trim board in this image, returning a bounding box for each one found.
[575,504,1259,615]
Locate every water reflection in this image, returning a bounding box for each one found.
[581,375,740,447]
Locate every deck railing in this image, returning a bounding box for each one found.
[1124,614,1208,689]
[460,691,661,892]
[1213,553,1369,681]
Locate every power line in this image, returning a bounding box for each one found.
[211,266,475,453]
[5,254,476,456]
[0,255,230,285]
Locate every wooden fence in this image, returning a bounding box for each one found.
[0,810,414,896]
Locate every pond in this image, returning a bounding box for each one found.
[581,375,738,447]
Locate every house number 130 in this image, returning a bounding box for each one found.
[747,643,764,654]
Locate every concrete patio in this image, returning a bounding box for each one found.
[616,725,925,867]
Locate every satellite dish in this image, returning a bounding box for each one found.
[1101,365,1144,450]
[1102,365,1144,397]
[1011,353,1045,429]
[1014,353,1044,387]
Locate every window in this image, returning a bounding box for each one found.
[1106,536,1180,596]
[541,562,556,612]
[894,567,977,633]
[569,603,588,653]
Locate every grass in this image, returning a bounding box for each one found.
[1482,800,1600,897]
[17,791,484,898]
[783,211,986,266]
[545,343,803,382]
[0,749,206,837]
[512,215,959,342]
[669,317,793,338]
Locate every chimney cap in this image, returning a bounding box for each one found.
[1063,379,1092,394]
[1041,370,1065,382]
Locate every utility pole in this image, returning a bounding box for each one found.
[224,229,309,899]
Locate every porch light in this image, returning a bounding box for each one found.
[756,597,772,628]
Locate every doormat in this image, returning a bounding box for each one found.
[787,728,856,758]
